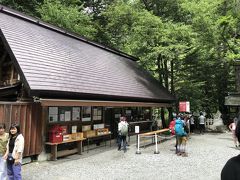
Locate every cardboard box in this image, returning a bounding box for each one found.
[71,132,84,140]
[96,128,109,135]
[63,134,71,141]
[76,132,83,139]
[83,130,96,138]
[71,133,77,140]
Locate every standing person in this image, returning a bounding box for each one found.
[0,123,8,180]
[221,120,240,180]
[3,123,24,180]
[184,116,190,136]
[175,116,187,156]
[169,117,177,153]
[199,112,206,134]
[190,115,195,133]
[169,118,176,136]
[229,117,238,147]
[118,116,128,153]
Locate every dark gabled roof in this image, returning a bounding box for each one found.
[0,5,175,103]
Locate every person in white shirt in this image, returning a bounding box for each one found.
[190,115,195,133]
[4,123,24,180]
[118,116,128,152]
[198,112,206,134]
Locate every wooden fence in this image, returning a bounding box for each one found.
[0,102,43,157]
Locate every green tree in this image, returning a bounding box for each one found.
[0,0,42,16]
[37,0,97,39]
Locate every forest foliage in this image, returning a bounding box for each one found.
[1,0,240,116]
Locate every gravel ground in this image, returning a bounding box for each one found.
[22,132,239,180]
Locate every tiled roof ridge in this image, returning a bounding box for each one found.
[0,4,138,61]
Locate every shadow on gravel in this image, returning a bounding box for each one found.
[227,146,240,150]
[218,137,233,141]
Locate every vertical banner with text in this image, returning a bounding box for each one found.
[179,101,190,112]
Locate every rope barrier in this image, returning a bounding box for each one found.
[136,129,170,154]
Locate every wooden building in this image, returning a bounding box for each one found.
[0,5,175,158]
[225,61,240,121]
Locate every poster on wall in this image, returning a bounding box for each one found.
[60,114,65,121]
[65,111,71,121]
[82,106,91,122]
[72,107,80,121]
[49,107,58,122]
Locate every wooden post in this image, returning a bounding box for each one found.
[77,141,82,155]
[10,64,14,85]
[51,145,57,161]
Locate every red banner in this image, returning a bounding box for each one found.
[179,101,190,112]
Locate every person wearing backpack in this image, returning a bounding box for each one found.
[118,116,128,152]
[175,116,187,156]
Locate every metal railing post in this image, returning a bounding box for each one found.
[136,134,141,154]
[154,133,159,154]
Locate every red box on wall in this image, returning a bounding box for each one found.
[49,125,63,143]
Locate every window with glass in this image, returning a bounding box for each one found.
[93,107,102,121]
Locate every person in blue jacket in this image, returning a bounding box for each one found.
[175,115,188,157]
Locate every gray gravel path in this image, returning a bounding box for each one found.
[22,132,239,180]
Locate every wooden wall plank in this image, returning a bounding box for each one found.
[30,105,36,156]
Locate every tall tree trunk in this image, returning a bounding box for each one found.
[164,58,169,90]
[170,59,174,94]
[141,0,152,11]
[168,107,173,123]
[161,108,166,128]
[157,54,163,85]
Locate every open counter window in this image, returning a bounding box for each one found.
[143,107,151,121]
[82,106,91,122]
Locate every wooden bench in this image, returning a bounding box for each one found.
[45,138,86,161]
